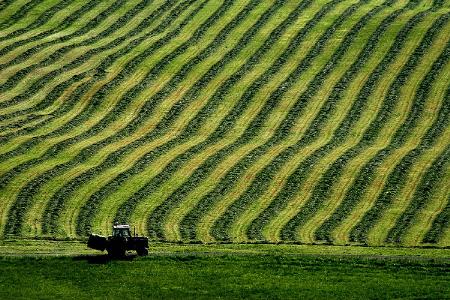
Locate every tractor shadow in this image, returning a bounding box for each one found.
[73,253,138,264]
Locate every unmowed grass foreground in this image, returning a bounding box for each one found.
[0,240,449,299]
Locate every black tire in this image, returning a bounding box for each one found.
[107,246,126,258]
[137,248,148,256]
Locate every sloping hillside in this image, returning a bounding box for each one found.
[0,0,448,247]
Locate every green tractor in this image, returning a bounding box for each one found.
[88,224,149,257]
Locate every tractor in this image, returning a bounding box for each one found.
[87,224,149,257]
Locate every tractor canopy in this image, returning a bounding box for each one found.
[112,224,131,238]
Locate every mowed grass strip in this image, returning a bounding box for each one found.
[74,0,299,237]
[0,0,170,129]
[0,0,101,66]
[0,0,209,237]
[41,0,272,237]
[367,44,450,246]
[0,0,202,176]
[0,0,120,82]
[0,0,188,152]
[0,0,76,45]
[0,0,44,32]
[116,0,316,241]
[400,139,450,245]
[0,0,160,111]
[296,13,450,245]
[346,15,450,245]
[264,1,434,243]
[382,85,450,245]
[6,0,214,236]
[251,2,414,241]
[101,0,320,238]
[0,0,150,112]
[208,0,385,243]
[175,0,357,243]
[282,2,444,245]
[229,2,400,241]
[124,0,340,238]
[327,11,449,245]
[45,0,248,237]
[169,0,364,243]
[21,1,204,238]
[83,0,303,237]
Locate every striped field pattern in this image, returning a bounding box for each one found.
[0,0,449,247]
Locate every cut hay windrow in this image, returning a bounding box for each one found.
[0,0,101,60]
[352,40,450,244]
[0,0,208,236]
[0,0,193,146]
[236,0,408,242]
[306,11,450,244]
[98,0,322,238]
[160,0,367,242]
[0,0,43,31]
[0,0,449,247]
[0,0,173,123]
[178,0,381,242]
[346,13,450,244]
[70,1,292,237]
[0,0,145,105]
[33,0,243,236]
[0,0,75,44]
[387,86,450,244]
[274,3,446,243]
[0,0,200,185]
[207,0,383,242]
[72,0,293,237]
[422,154,450,244]
[110,0,343,239]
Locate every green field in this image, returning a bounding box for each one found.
[0,0,449,248]
[0,241,449,299]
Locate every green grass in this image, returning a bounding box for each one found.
[0,241,449,299]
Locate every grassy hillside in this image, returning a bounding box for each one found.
[0,0,449,247]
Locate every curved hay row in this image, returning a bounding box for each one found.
[90,0,304,238]
[329,15,449,245]
[53,0,274,237]
[126,0,344,240]
[114,0,324,238]
[299,18,450,245]
[0,0,118,77]
[179,0,364,243]
[0,0,101,68]
[0,0,45,33]
[0,0,77,45]
[263,2,436,243]
[366,53,450,245]
[0,0,177,137]
[228,0,401,243]
[405,168,450,246]
[0,0,208,236]
[0,1,189,155]
[12,0,227,237]
[45,0,247,237]
[0,1,202,175]
[0,0,154,112]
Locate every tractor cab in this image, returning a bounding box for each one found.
[112,224,131,238]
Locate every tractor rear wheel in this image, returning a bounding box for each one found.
[137,248,148,256]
